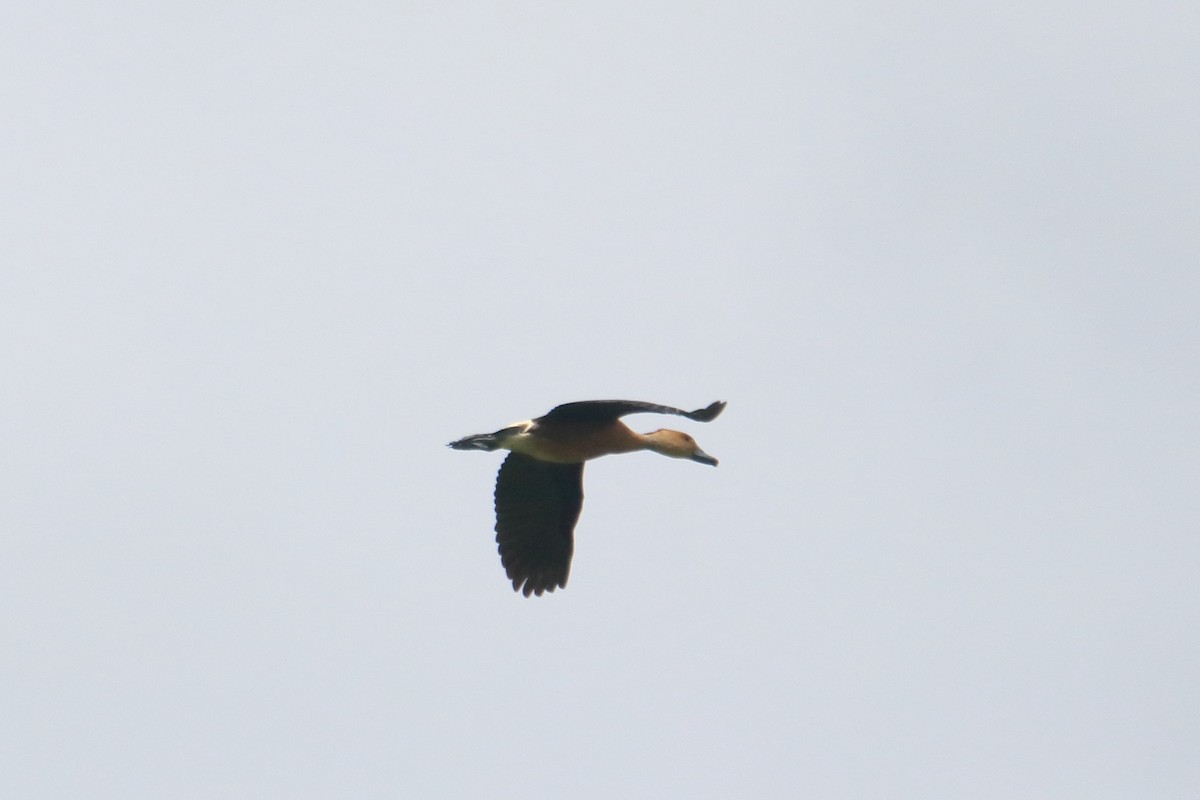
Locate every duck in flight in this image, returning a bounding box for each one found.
[448,399,726,596]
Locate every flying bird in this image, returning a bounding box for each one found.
[448,399,726,596]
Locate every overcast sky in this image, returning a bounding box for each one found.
[4,2,1198,798]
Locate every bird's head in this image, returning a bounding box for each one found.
[643,429,719,466]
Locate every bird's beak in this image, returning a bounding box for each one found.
[691,448,718,467]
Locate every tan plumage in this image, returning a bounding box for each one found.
[449,399,726,596]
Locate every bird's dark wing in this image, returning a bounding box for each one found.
[494,453,584,597]
[539,399,726,424]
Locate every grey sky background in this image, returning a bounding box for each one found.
[4,2,1197,797]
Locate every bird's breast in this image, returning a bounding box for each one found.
[508,420,645,463]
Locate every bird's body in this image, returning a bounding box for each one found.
[478,417,653,463]
[449,399,725,596]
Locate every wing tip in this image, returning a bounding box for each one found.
[511,572,568,597]
[687,400,727,422]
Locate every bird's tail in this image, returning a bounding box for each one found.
[447,432,504,451]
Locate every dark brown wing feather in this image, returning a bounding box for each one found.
[540,399,726,424]
[494,453,584,597]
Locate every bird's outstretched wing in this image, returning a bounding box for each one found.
[493,453,584,597]
[539,400,726,424]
